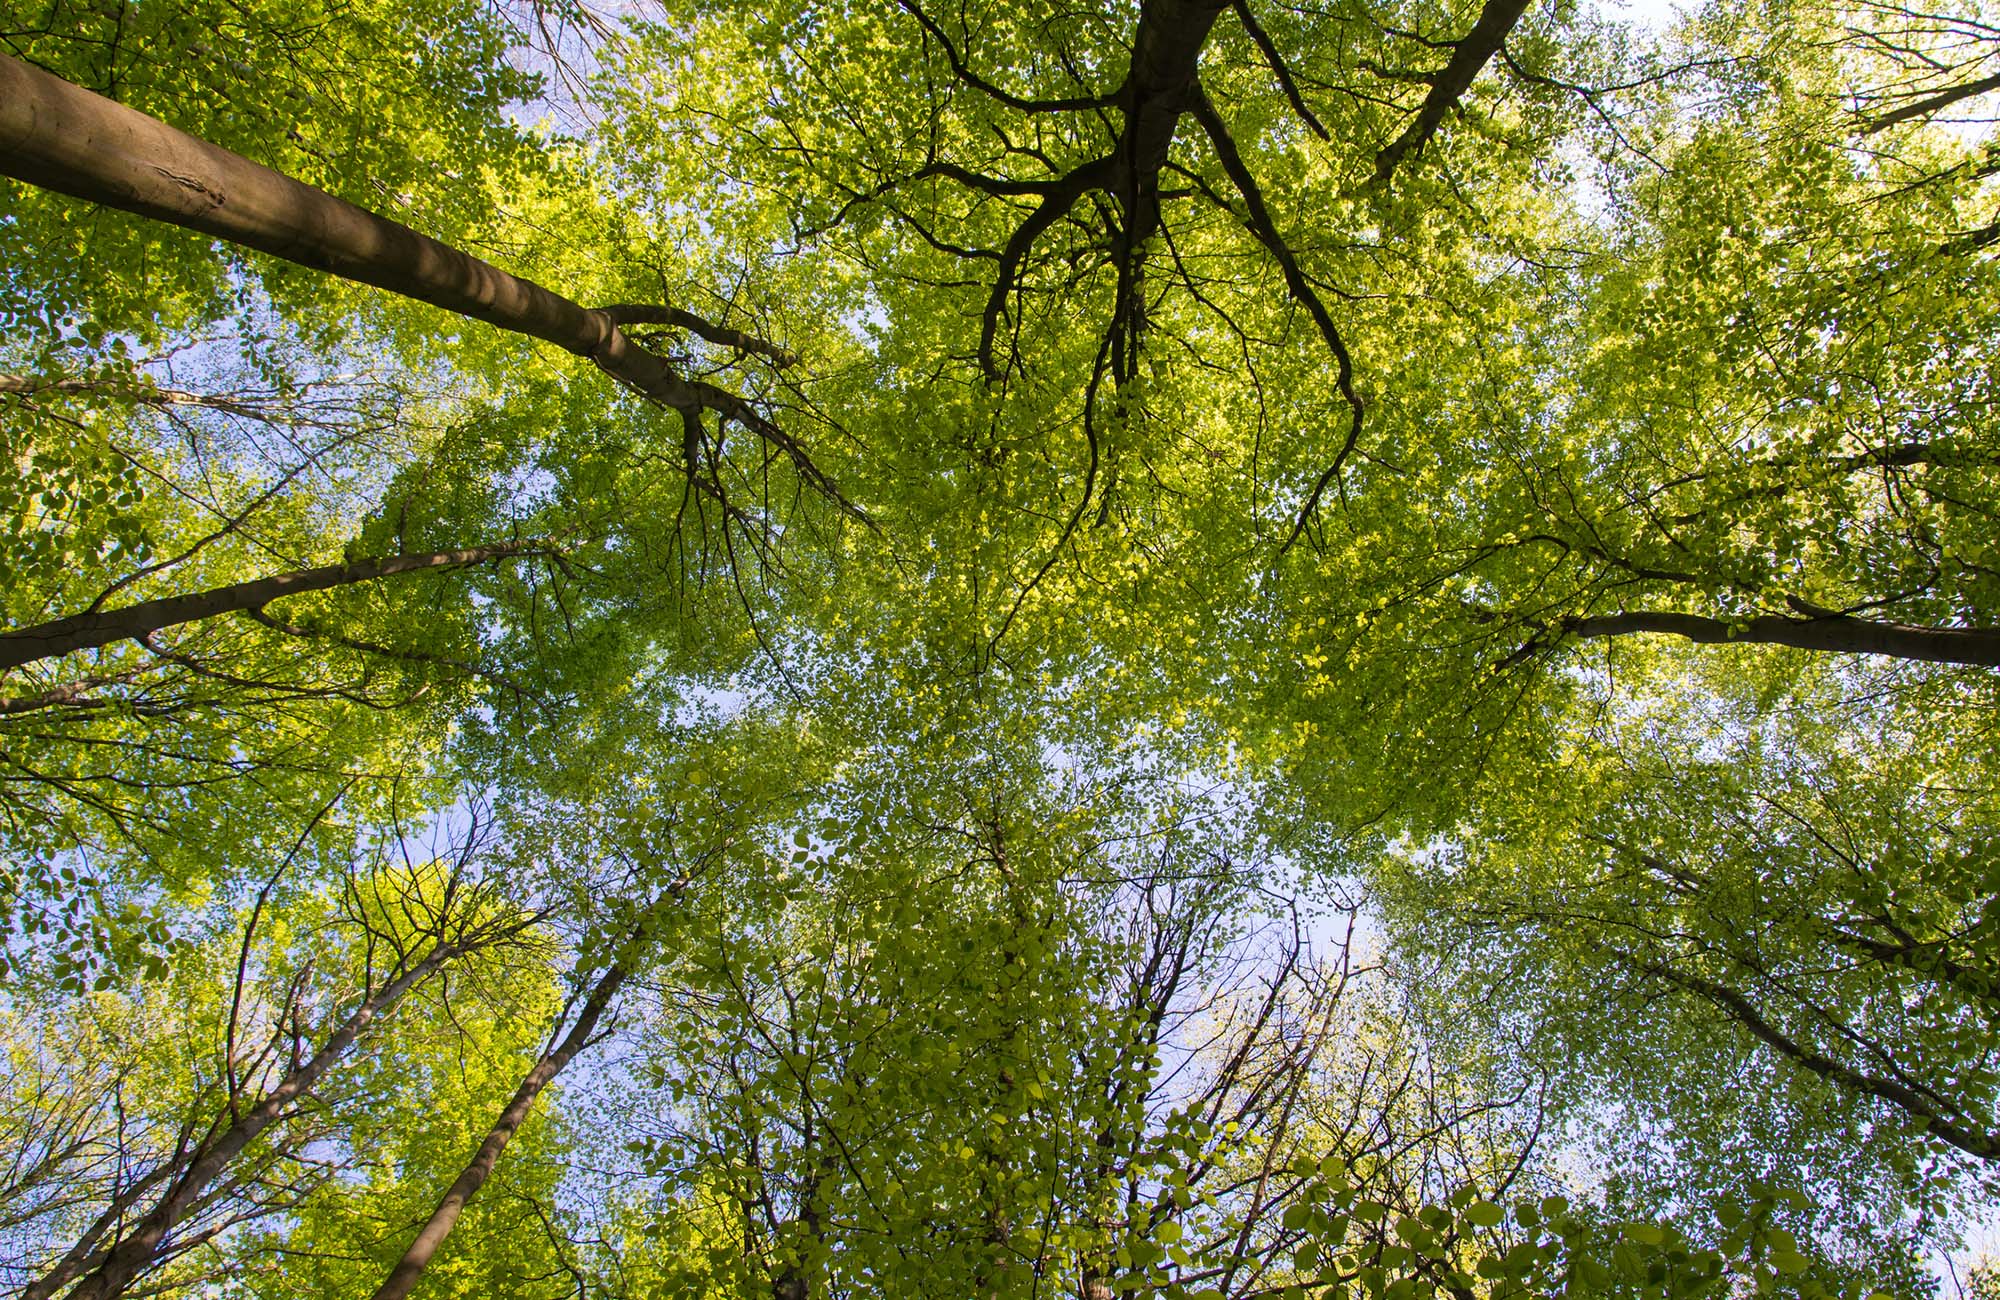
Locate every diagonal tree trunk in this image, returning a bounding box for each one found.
[16,1165,175,1300]
[368,958,629,1300]
[0,543,544,672]
[1641,958,2000,1162]
[0,54,829,493]
[41,937,483,1300]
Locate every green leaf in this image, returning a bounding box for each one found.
[1463,1201,1505,1229]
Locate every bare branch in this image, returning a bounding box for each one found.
[1643,958,2000,1161]
[0,542,550,672]
[1372,0,1536,186]
[1232,0,1330,139]
[599,304,798,369]
[894,0,1118,113]
[1187,84,1366,551]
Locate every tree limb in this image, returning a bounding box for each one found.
[1372,0,1535,186]
[0,542,548,672]
[599,304,797,369]
[1561,605,2000,668]
[0,54,836,503]
[1232,0,1330,139]
[1643,958,2000,1162]
[0,372,309,423]
[369,957,630,1300]
[49,925,506,1300]
[978,155,1121,378]
[1860,69,2000,135]
[894,0,1118,113]
[1188,83,1365,550]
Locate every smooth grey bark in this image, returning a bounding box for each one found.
[0,53,836,501]
[0,55,681,385]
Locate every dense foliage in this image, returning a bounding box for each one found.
[3,0,1999,1295]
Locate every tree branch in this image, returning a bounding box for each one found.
[1372,0,1535,186]
[52,922,509,1300]
[978,154,1120,378]
[0,54,835,503]
[1643,959,2000,1162]
[0,372,306,423]
[1188,83,1365,551]
[0,542,548,672]
[1561,605,2000,668]
[369,956,630,1300]
[1232,0,1330,139]
[894,0,1118,113]
[1860,69,2000,135]
[599,304,797,369]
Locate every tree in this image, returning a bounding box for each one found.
[2,808,549,1300]
[1376,650,2000,1225]
[5,0,2000,1292]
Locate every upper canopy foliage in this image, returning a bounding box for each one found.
[3,0,2000,1294]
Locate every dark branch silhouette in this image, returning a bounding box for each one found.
[1372,0,1536,185]
[1188,84,1365,550]
[0,543,546,672]
[1562,603,2000,668]
[1643,958,2000,1162]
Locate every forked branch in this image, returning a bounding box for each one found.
[0,54,842,511]
[600,303,798,369]
[1372,0,1536,185]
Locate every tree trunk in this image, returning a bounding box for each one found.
[0,543,541,672]
[43,941,470,1300]
[971,0,1226,378]
[368,959,628,1300]
[1563,607,2000,668]
[16,1166,174,1300]
[0,54,719,414]
[1117,0,1232,244]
